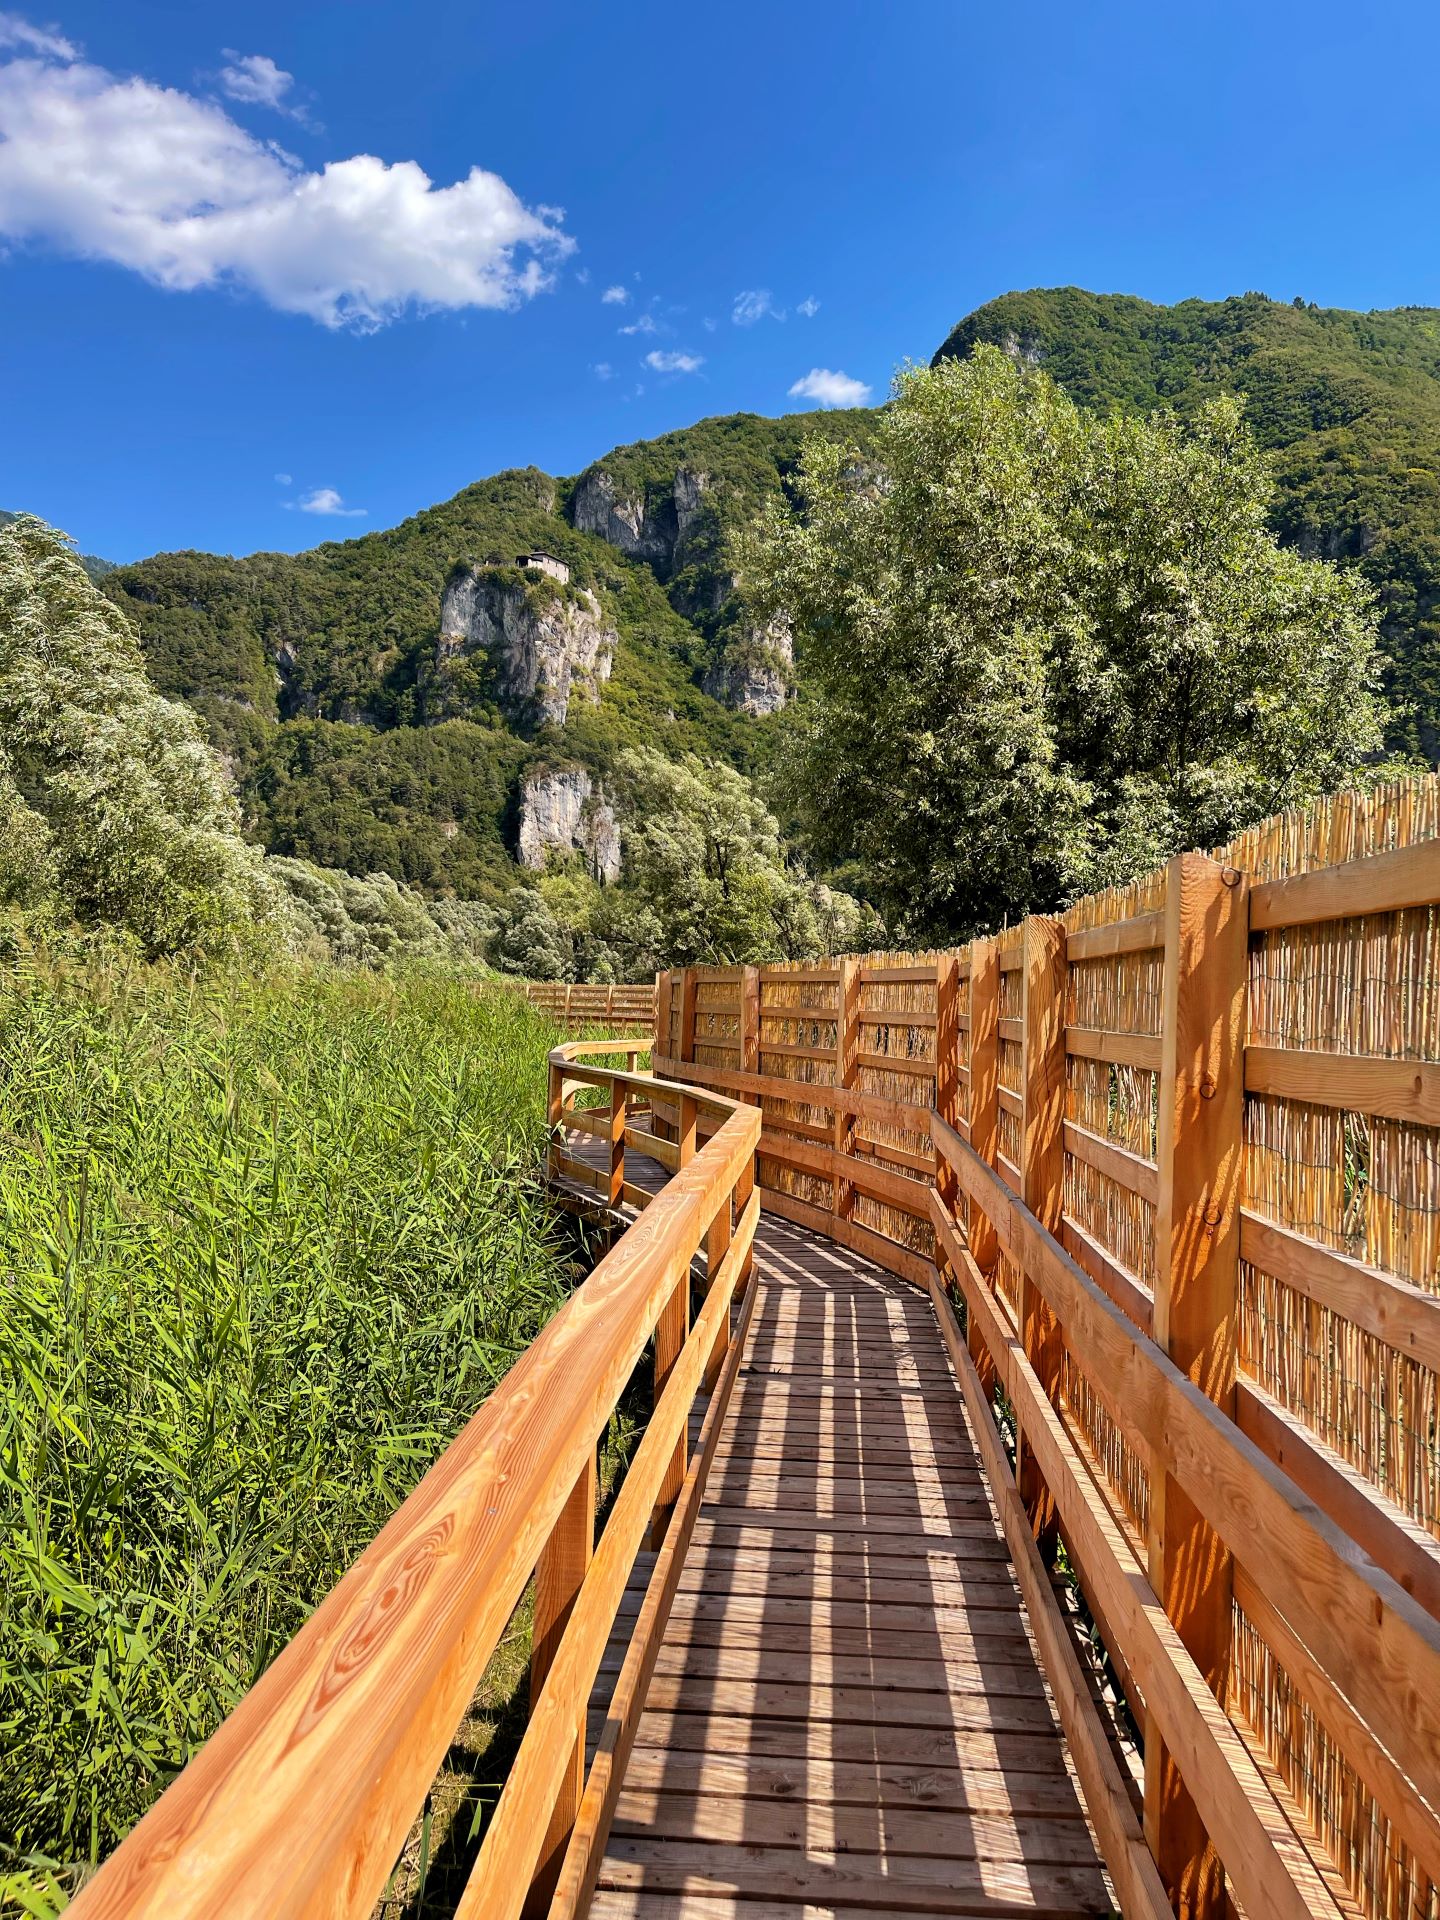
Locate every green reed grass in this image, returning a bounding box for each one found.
[0,957,573,1906]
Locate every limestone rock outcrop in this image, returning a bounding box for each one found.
[517,765,621,883]
[435,568,616,727]
[701,618,794,716]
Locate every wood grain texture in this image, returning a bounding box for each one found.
[1249,835,1440,929]
[1146,852,1247,1918]
[936,1188,1347,1920]
[932,1109,1440,1824]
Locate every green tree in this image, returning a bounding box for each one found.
[0,517,283,956]
[755,350,1393,936]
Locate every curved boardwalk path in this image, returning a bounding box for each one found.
[558,1136,1114,1920]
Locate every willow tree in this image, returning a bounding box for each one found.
[754,348,1393,937]
[0,515,282,955]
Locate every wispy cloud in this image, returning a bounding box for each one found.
[593,361,613,380]
[291,485,366,516]
[274,470,292,485]
[788,367,871,408]
[619,312,657,336]
[0,18,573,329]
[733,287,785,326]
[0,10,73,57]
[645,349,703,374]
[218,50,307,121]
[797,295,819,318]
[601,283,629,305]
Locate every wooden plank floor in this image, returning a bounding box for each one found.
[558,1135,1113,1919]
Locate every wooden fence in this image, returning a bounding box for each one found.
[650,774,1440,1920]
[523,980,658,1034]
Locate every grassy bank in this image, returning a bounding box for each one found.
[0,959,574,1906]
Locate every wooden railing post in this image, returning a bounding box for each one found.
[966,937,1001,1392]
[1018,915,1067,1553]
[703,1183,734,1391]
[652,1092,698,1543]
[525,1449,597,1916]
[547,1057,564,1184]
[1144,853,1248,1919]
[740,965,760,1079]
[679,969,698,1068]
[934,953,961,1211]
[607,1079,626,1210]
[833,958,860,1218]
[655,970,673,1065]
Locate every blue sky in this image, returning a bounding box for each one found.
[2,0,1438,563]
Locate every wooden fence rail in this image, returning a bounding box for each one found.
[523,979,658,1035]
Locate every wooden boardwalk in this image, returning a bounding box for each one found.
[564,1137,1114,1920]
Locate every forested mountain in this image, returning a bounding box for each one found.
[935,289,1440,753]
[89,287,1440,914]
[103,411,878,901]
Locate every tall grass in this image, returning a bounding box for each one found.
[0,957,574,1904]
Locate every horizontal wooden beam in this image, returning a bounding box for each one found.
[72,1078,760,1920]
[1236,1380,1440,1622]
[1063,1119,1160,1205]
[1245,1046,1440,1125]
[927,1190,1346,1920]
[1066,1025,1163,1072]
[1066,910,1166,961]
[1239,1209,1440,1373]
[931,1109,1440,1810]
[1250,839,1440,931]
[1061,1215,1155,1336]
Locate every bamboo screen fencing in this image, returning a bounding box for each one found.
[644,771,1440,1920]
[523,979,657,1034]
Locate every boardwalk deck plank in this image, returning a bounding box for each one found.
[562,1138,1114,1919]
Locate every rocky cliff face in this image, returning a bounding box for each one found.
[517,765,621,882]
[701,618,794,716]
[569,462,712,580]
[434,569,616,727]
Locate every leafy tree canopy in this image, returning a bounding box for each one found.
[0,516,283,957]
[755,350,1393,938]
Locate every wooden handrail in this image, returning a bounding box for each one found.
[929,1113,1440,1910]
[70,1054,759,1920]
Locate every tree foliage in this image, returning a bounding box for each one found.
[756,350,1391,937]
[937,288,1440,755]
[0,516,283,957]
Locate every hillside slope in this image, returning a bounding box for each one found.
[935,288,1440,751]
[104,410,878,898]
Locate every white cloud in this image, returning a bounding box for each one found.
[574,265,589,284]
[274,470,292,484]
[733,287,784,326]
[0,11,73,57]
[619,312,657,336]
[601,282,628,304]
[293,485,365,516]
[788,367,871,408]
[593,360,612,380]
[0,23,573,329]
[797,295,819,318]
[702,315,716,332]
[219,50,296,114]
[645,349,702,374]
